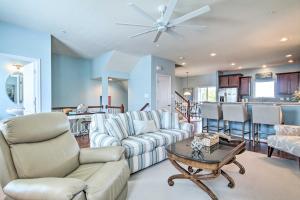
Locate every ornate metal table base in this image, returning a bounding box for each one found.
[167,158,245,200]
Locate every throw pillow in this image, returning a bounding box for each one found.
[104,118,129,140]
[133,120,158,135]
[161,112,180,129]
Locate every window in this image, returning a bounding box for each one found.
[195,87,216,102]
[255,81,275,97]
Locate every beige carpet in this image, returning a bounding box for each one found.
[128,151,300,200]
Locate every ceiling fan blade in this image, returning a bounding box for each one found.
[162,0,178,24]
[128,2,156,22]
[153,31,163,43]
[130,28,157,38]
[169,5,210,26]
[116,22,153,28]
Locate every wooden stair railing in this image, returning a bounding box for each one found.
[140,103,150,111]
[175,91,191,123]
[105,104,125,113]
[52,104,125,114]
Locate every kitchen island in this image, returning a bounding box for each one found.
[200,101,300,139]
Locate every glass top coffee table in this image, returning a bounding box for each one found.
[166,137,246,200]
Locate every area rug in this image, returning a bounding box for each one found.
[128,151,300,200]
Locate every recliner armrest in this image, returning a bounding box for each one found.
[79,146,125,164]
[3,178,87,200]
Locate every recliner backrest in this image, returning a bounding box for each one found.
[0,112,80,179]
[0,131,18,187]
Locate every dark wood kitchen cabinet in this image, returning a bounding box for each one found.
[219,74,242,88]
[276,72,300,95]
[219,76,229,87]
[240,76,251,96]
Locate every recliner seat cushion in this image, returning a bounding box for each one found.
[121,136,156,158]
[11,133,80,178]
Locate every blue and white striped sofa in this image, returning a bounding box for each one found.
[90,110,193,173]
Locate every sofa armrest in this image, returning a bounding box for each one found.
[179,122,194,134]
[79,146,125,164]
[274,125,300,136]
[3,178,86,200]
[90,132,121,148]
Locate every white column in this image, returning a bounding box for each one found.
[102,75,109,107]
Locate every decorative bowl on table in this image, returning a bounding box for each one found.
[191,133,219,151]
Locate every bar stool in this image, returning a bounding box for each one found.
[252,105,283,146]
[200,103,223,133]
[222,103,250,140]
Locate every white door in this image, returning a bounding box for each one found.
[23,63,36,115]
[156,75,171,111]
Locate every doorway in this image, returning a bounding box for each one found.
[0,53,41,119]
[156,75,171,111]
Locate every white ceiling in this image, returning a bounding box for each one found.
[0,0,299,77]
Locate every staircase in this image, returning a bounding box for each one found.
[174,91,191,123]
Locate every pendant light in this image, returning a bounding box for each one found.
[183,72,191,96]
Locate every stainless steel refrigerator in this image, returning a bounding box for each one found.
[218,88,238,102]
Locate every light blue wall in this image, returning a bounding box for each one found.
[151,56,176,109]
[52,54,100,107]
[128,55,176,111]
[52,54,128,109]
[128,55,152,111]
[91,51,113,79]
[0,21,52,112]
[0,58,18,119]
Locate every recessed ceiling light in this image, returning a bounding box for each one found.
[238,66,242,69]
[182,62,186,66]
[262,65,267,68]
[231,62,236,66]
[280,37,288,42]
[288,59,294,63]
[179,56,184,60]
[210,53,216,57]
[156,44,160,47]
[285,54,292,58]
[108,78,113,81]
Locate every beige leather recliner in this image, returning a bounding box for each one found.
[0,112,130,200]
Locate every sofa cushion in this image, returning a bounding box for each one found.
[136,131,174,147]
[121,136,156,158]
[160,129,191,142]
[115,113,131,134]
[149,110,161,129]
[133,120,158,135]
[161,112,180,129]
[268,135,300,157]
[105,118,129,141]
[66,160,129,200]
[90,133,121,148]
[90,114,116,135]
[126,111,153,135]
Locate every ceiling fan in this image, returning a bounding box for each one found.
[117,0,211,43]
